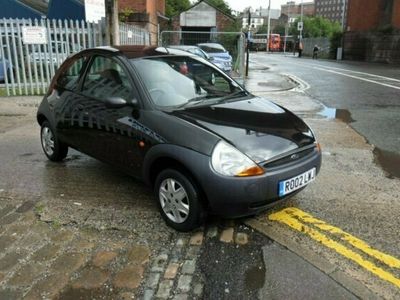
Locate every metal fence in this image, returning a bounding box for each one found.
[159,30,246,85]
[0,18,150,96]
[119,22,150,46]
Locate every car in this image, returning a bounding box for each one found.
[167,45,210,60]
[0,56,13,83]
[37,45,322,232]
[197,43,232,72]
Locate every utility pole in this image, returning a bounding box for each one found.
[266,0,271,52]
[106,0,120,46]
[300,0,303,42]
[245,9,250,77]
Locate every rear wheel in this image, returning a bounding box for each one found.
[40,121,68,161]
[154,169,204,232]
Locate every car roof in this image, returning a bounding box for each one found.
[77,45,193,59]
[168,45,200,50]
[197,43,226,50]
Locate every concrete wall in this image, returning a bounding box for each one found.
[302,37,331,58]
[344,31,400,63]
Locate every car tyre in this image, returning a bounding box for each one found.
[40,121,68,161]
[154,169,204,232]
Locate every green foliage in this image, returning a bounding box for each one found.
[119,8,134,22]
[289,16,342,38]
[166,0,191,18]
[204,0,233,17]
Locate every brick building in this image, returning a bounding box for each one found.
[281,1,315,22]
[169,0,236,44]
[119,0,167,45]
[315,0,348,26]
[344,0,400,63]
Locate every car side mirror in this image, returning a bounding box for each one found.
[105,97,128,109]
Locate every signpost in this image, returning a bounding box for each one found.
[84,0,106,23]
[22,27,47,44]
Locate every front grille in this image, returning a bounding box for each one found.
[263,147,315,169]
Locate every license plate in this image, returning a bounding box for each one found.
[278,168,316,197]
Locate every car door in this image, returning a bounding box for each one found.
[50,55,89,147]
[77,54,143,175]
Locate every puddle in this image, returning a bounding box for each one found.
[318,107,354,123]
[373,147,400,179]
[245,265,266,290]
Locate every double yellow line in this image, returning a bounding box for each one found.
[269,207,400,288]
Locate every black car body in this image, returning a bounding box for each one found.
[37,45,321,231]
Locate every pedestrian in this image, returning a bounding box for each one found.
[298,41,303,58]
[313,44,319,59]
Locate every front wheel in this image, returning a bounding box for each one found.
[40,121,68,161]
[154,169,204,232]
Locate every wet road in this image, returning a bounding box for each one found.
[250,53,400,176]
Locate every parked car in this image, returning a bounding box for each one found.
[197,42,232,72]
[37,46,321,231]
[0,56,13,83]
[167,45,210,60]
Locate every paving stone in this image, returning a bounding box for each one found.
[4,222,32,236]
[164,263,180,279]
[146,272,160,289]
[220,228,234,243]
[189,231,204,245]
[0,272,4,282]
[24,273,69,300]
[151,254,168,272]
[72,240,96,251]
[173,294,189,300]
[92,250,118,267]
[72,266,109,289]
[31,244,61,262]
[0,250,27,272]
[181,260,196,274]
[177,275,192,293]
[14,232,43,249]
[32,222,55,237]
[206,226,218,238]
[119,291,136,300]
[21,211,37,224]
[0,288,22,300]
[193,282,204,296]
[143,289,155,300]
[170,248,183,263]
[127,244,150,265]
[0,213,21,226]
[0,235,17,252]
[176,238,187,247]
[51,229,74,244]
[0,205,14,218]
[185,246,201,258]
[113,265,144,289]
[16,201,35,213]
[8,262,46,287]
[235,232,249,245]
[156,280,173,298]
[50,252,87,275]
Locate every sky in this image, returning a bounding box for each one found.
[224,0,296,12]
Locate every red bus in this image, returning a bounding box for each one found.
[268,34,281,52]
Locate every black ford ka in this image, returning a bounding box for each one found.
[37,46,321,231]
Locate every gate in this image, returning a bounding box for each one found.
[0,18,150,96]
[160,30,246,85]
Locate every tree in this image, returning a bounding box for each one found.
[289,16,341,38]
[205,0,233,17]
[166,0,191,18]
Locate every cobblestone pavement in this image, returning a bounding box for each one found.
[0,97,257,299]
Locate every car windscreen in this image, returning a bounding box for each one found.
[130,56,244,108]
[198,44,226,53]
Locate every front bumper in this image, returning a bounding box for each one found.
[196,148,322,218]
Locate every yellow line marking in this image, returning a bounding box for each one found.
[269,208,400,288]
[279,207,400,269]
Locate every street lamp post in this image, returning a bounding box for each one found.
[266,0,271,53]
[300,0,303,41]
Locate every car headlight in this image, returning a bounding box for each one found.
[211,141,264,177]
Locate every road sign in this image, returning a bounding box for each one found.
[22,26,47,44]
[84,0,106,23]
[297,21,303,31]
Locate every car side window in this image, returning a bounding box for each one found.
[81,56,133,101]
[57,57,86,91]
